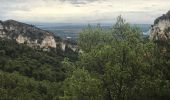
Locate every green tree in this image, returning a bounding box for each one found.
[76,16,161,100]
[61,68,103,100]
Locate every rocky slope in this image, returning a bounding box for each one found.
[0,20,76,51]
[150,11,170,42]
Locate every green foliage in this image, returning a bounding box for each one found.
[0,38,77,99]
[74,16,170,100]
[0,71,62,100]
[0,39,78,82]
[1,16,170,100]
[61,68,103,100]
[78,24,112,53]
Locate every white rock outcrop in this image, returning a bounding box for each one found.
[40,36,57,48]
[0,23,3,29]
[150,11,170,41]
[16,35,29,44]
[0,20,77,52]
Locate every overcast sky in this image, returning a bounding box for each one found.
[0,0,170,24]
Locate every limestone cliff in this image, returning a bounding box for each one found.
[0,20,71,51]
[150,11,170,42]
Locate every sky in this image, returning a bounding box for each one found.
[0,0,170,24]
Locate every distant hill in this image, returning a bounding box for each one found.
[0,20,76,51]
[35,23,151,40]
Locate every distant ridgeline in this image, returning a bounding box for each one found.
[0,20,77,52]
[39,24,150,41]
[150,11,170,44]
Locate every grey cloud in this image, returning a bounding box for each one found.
[0,0,100,6]
[0,0,45,12]
[59,0,100,4]
[2,5,31,11]
[0,0,32,11]
[0,0,169,24]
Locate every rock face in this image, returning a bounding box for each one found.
[0,20,70,50]
[150,11,170,42]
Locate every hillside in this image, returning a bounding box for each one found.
[0,16,170,100]
[0,38,78,99]
[0,20,77,51]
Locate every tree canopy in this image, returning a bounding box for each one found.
[0,16,170,100]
